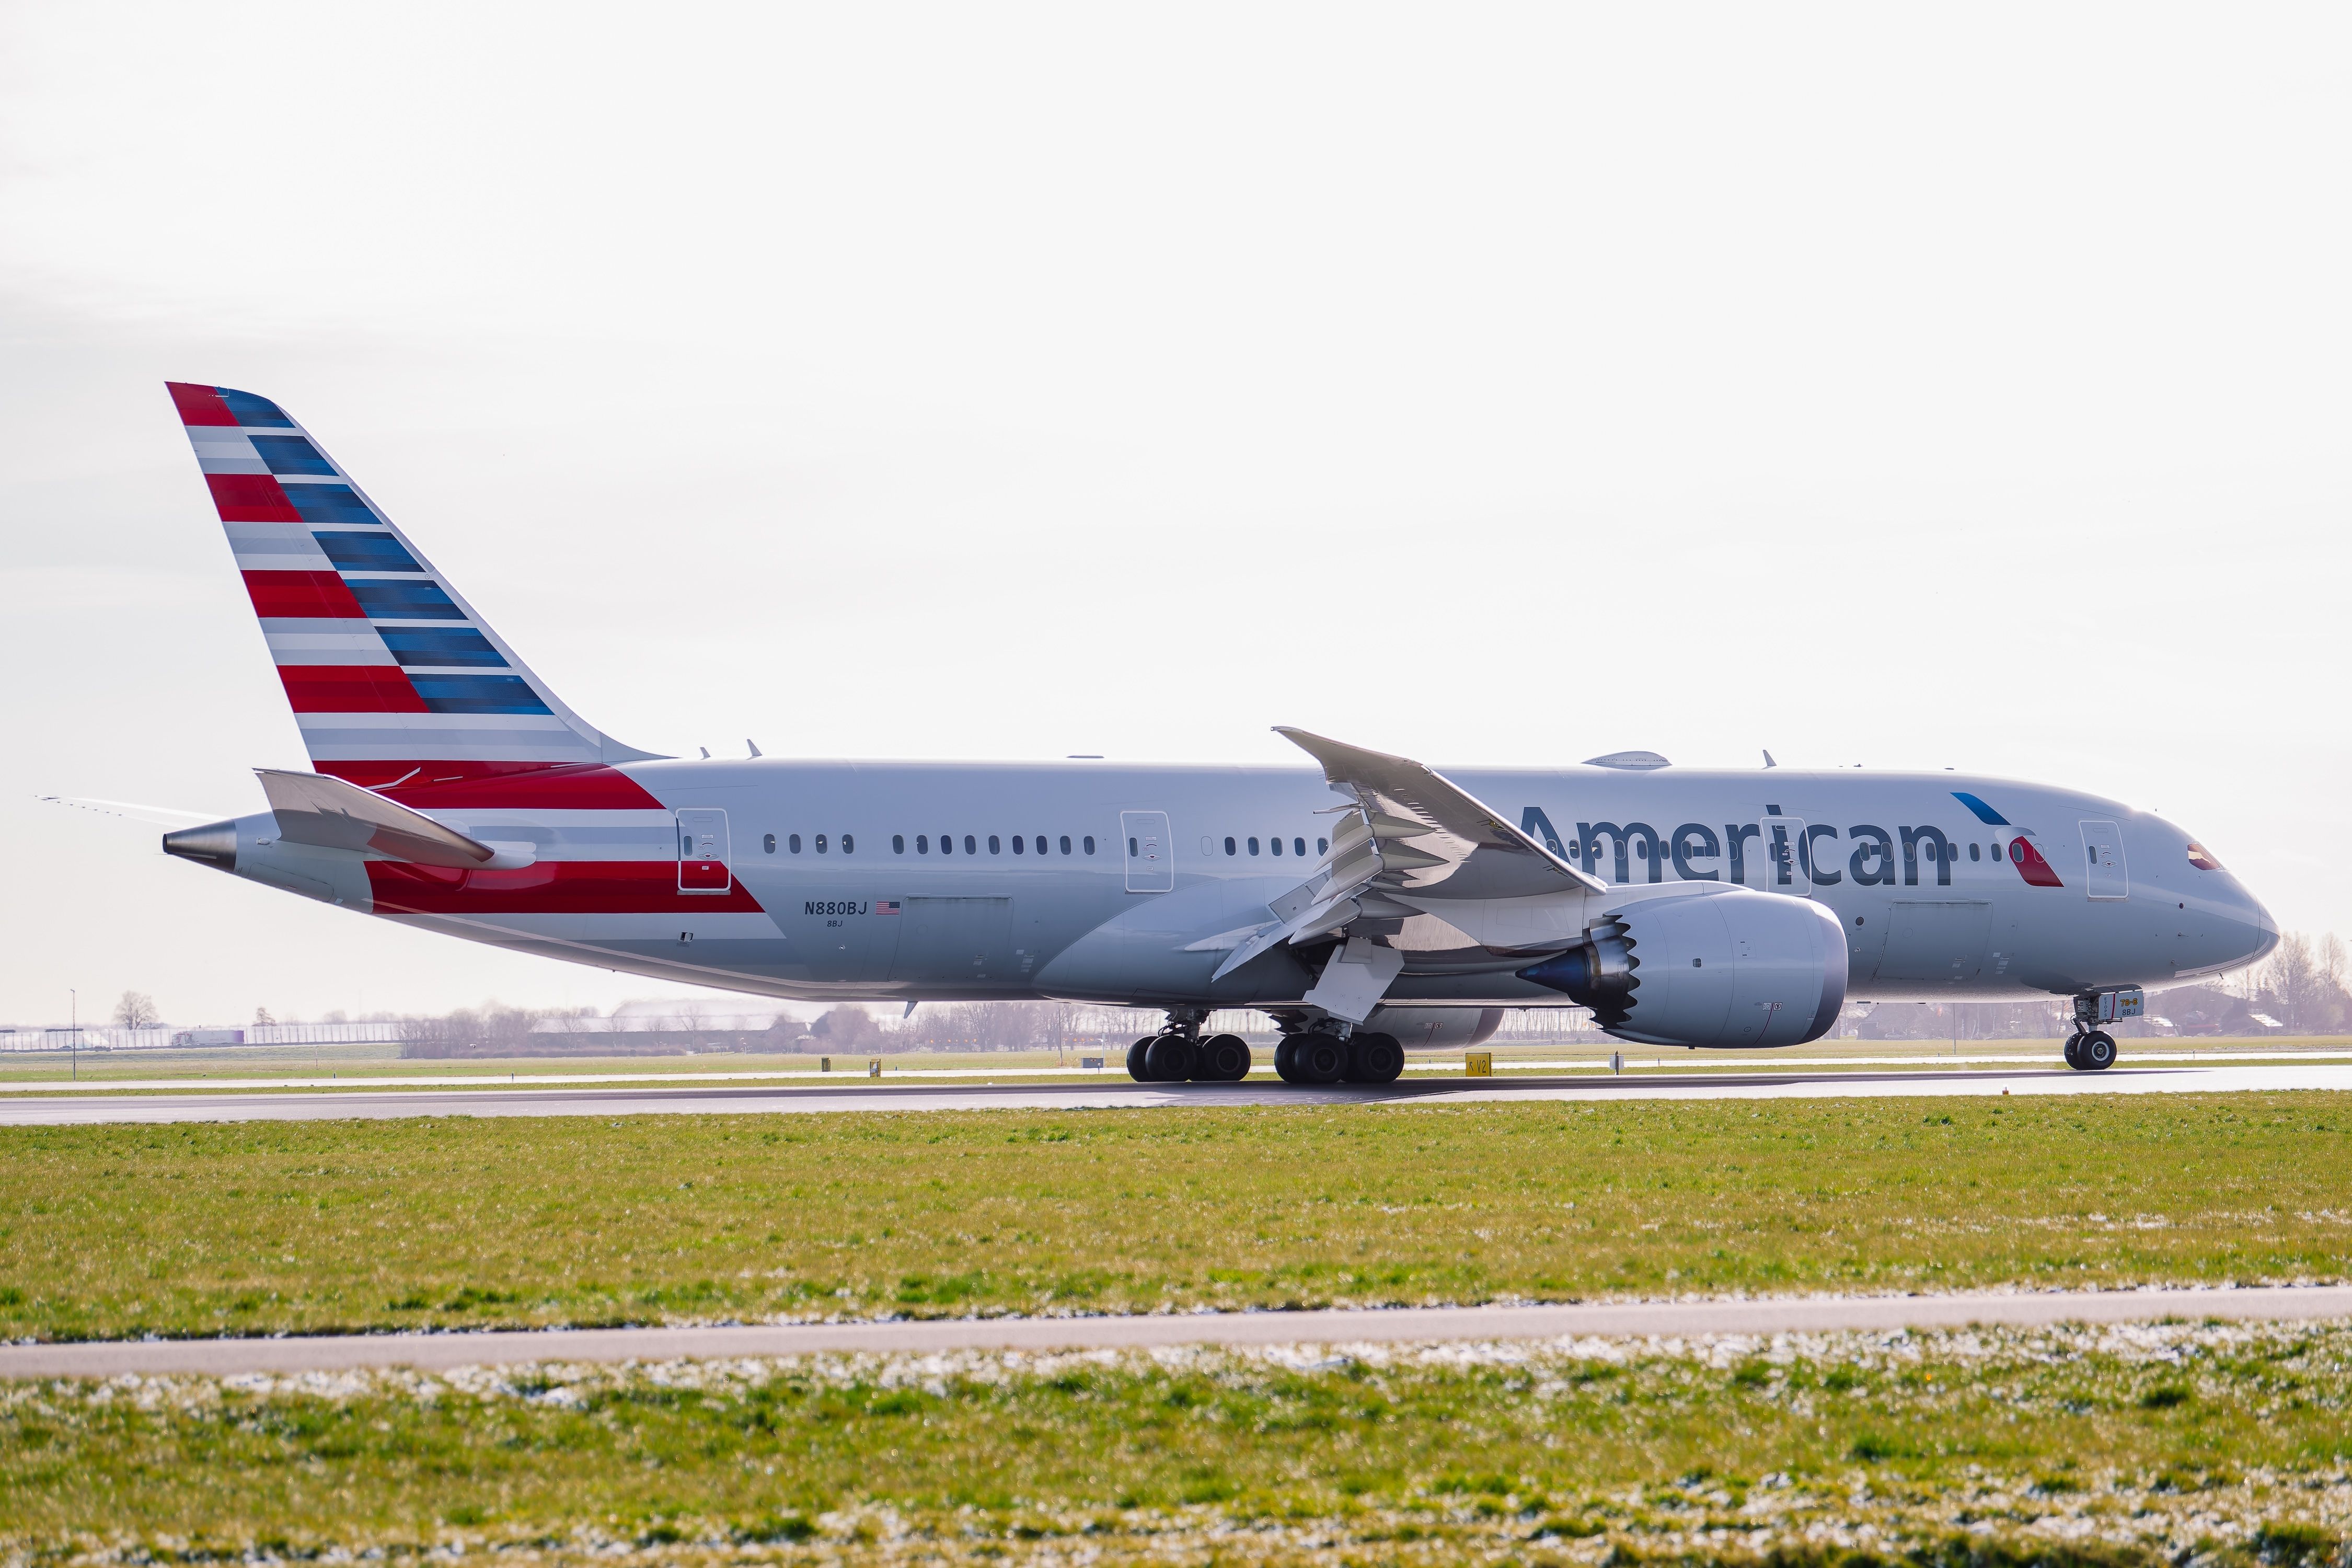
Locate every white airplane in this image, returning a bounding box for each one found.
[154,383,2276,1083]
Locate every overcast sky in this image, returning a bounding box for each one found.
[3,4,2345,1026]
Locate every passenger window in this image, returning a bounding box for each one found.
[1270,836,1283,856]
[893,834,905,854]
[763,833,776,854]
[789,834,802,854]
[1083,835,1096,855]
[1248,837,1259,855]
[1059,835,1071,854]
[988,835,1001,854]
[844,834,855,854]
[1294,837,1306,857]
[1969,842,1981,861]
[917,834,929,854]
[1317,837,1328,855]
[1224,836,1236,856]
[816,834,828,854]
[1012,835,1025,855]
[964,834,977,855]
[1128,836,1138,856]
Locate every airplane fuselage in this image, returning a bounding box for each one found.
[198,757,2275,1014]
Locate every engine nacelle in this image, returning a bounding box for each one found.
[1517,888,1847,1048]
[1363,1006,1502,1050]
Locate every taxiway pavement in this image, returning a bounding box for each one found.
[1,1062,2347,1125]
[4,1285,2346,1379]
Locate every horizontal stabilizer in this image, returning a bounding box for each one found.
[255,768,509,868]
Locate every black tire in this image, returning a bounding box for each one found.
[2062,1034,2084,1070]
[1144,1033,1196,1082]
[1273,1035,1302,1084]
[1195,1033,1251,1082]
[1346,1031,1403,1084]
[1126,1036,1155,1082]
[1295,1031,1348,1085]
[2080,1030,2117,1071]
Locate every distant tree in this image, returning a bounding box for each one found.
[112,991,159,1028]
[810,1007,880,1048]
[253,1006,275,1025]
[2263,932,2351,1034]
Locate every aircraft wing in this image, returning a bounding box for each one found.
[254,768,504,869]
[1213,728,1603,982]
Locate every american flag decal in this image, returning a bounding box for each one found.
[876,900,901,915]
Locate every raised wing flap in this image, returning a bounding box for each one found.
[1213,729,1605,984]
[255,768,501,869]
[1275,727,1606,900]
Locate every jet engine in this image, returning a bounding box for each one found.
[1517,888,1847,1048]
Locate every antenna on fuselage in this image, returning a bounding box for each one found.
[1762,749,1778,768]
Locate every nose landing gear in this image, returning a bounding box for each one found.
[2064,989,2138,1071]
[2064,1029,2117,1071]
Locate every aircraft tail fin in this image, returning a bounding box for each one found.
[166,383,659,791]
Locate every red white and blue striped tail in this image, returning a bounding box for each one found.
[167,383,659,791]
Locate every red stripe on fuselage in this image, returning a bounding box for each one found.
[367,859,764,915]
[167,382,238,426]
[2010,838,2065,887]
[313,759,603,791]
[243,570,366,619]
[377,764,668,810]
[207,473,303,522]
[278,665,428,713]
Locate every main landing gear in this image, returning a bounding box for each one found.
[1126,1009,1252,1083]
[1271,1020,1404,1086]
[1121,1012,1406,1086]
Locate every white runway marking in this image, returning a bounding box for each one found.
[0,1063,2347,1125]
[4,1286,2347,1379]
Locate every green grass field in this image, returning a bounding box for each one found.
[1,1093,2346,1342]
[4,1321,2349,1564]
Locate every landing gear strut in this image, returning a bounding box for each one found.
[1126,1009,1252,1083]
[2064,991,2128,1072]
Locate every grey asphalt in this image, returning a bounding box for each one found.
[2,1060,2348,1125]
[5,1286,2347,1379]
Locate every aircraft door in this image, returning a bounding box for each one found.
[1121,810,1174,893]
[2079,820,2128,901]
[1761,814,1813,898]
[677,809,731,893]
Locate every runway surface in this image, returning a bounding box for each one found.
[6,1286,2347,1379]
[2,1062,2348,1125]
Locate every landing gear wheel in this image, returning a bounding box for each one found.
[2078,1030,2117,1071]
[1344,1031,1404,1084]
[1126,1036,1157,1082]
[1144,1033,1196,1083]
[2062,1034,2084,1071]
[1194,1033,1251,1082]
[1273,1035,1302,1084]
[1294,1031,1348,1085]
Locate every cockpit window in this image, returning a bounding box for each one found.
[2186,841,2223,871]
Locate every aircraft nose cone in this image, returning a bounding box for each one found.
[2243,888,2279,966]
